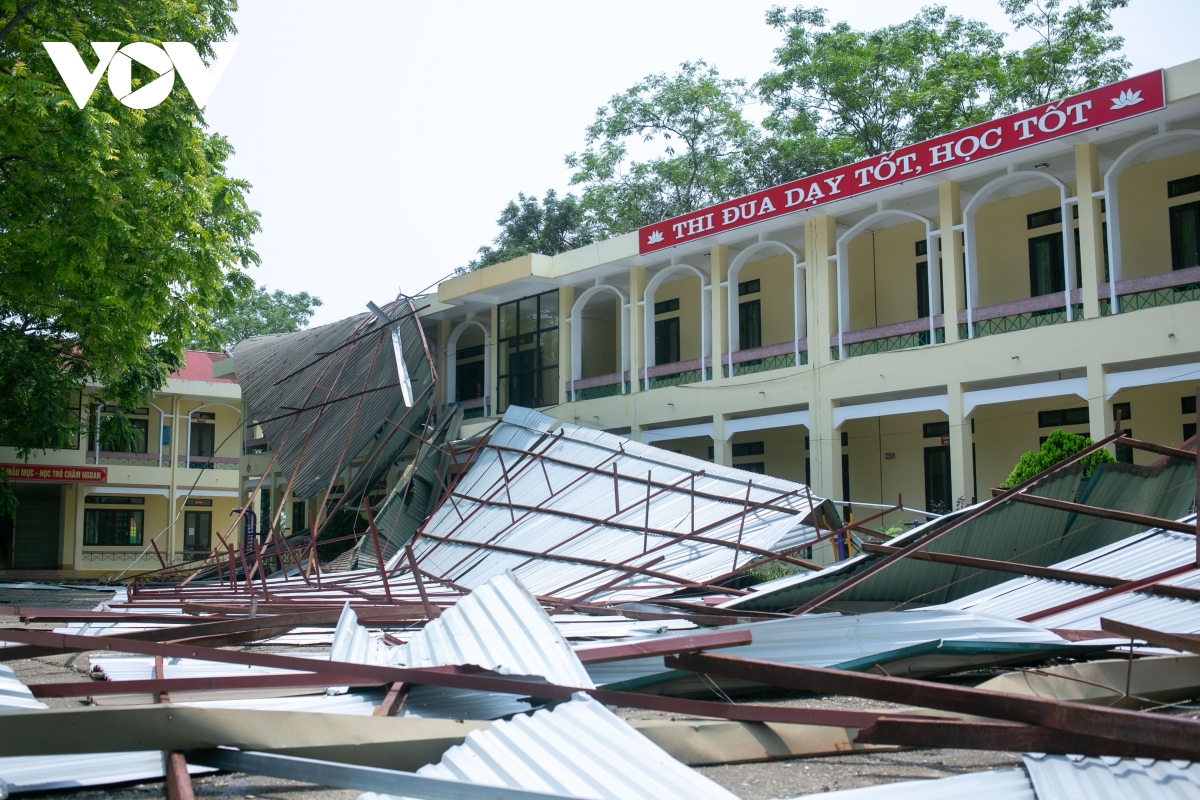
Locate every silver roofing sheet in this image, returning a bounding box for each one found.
[792,767,1034,799]
[0,664,44,711]
[0,751,213,794]
[941,516,1200,632]
[723,459,1197,613]
[579,608,1077,687]
[392,572,595,689]
[231,297,434,500]
[403,407,825,603]
[1023,754,1200,799]
[363,692,739,800]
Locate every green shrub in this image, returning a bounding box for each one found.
[1000,429,1115,488]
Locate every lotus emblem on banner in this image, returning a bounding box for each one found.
[1111,89,1143,110]
[647,230,664,245]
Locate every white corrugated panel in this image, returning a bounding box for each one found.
[1023,754,1200,799]
[0,752,212,793]
[91,655,319,681]
[579,608,1078,686]
[553,615,696,640]
[361,692,738,800]
[400,408,827,604]
[392,572,594,689]
[941,518,1200,632]
[795,768,1034,799]
[0,664,45,711]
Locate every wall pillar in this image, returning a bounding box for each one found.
[1087,364,1116,453]
[168,393,180,555]
[947,384,975,506]
[629,266,647,393]
[711,414,732,466]
[558,285,573,405]
[939,181,965,343]
[1075,142,1106,319]
[813,400,839,501]
[489,304,500,414]
[710,244,729,381]
[436,319,451,407]
[804,216,838,369]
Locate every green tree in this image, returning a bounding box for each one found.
[195,285,323,350]
[0,0,259,513]
[463,190,594,272]
[1000,429,1115,488]
[758,5,1006,161]
[566,60,765,236]
[999,0,1131,109]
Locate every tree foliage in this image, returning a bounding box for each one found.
[464,190,594,272]
[1000,0,1131,108]
[467,2,1132,260]
[0,0,260,512]
[759,5,1006,160]
[195,285,323,351]
[1000,429,1116,488]
[565,60,766,237]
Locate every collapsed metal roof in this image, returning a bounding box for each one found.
[396,406,828,604]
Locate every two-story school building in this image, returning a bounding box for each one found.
[0,352,243,578]
[418,61,1200,527]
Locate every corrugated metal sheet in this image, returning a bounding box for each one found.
[363,692,739,800]
[403,407,827,604]
[0,751,212,794]
[393,572,595,689]
[1023,754,1200,799]
[796,768,1034,799]
[726,460,1196,613]
[0,664,45,711]
[942,516,1200,632]
[580,608,1080,687]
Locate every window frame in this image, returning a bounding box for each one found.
[496,289,559,412]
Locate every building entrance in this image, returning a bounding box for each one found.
[6,485,61,570]
[924,445,952,514]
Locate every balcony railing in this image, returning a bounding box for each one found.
[957,292,1084,339]
[1098,265,1200,315]
[830,318,945,360]
[458,396,490,420]
[724,340,807,376]
[640,359,710,389]
[88,451,167,467]
[569,372,630,402]
[180,456,239,470]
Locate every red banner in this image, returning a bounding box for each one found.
[639,70,1165,254]
[2,463,108,483]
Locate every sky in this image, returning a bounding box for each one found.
[202,0,1200,326]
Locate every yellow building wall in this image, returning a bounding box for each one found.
[846,234,877,331]
[737,254,796,347]
[728,425,809,485]
[581,316,617,377]
[873,222,928,327]
[843,412,951,516]
[1110,380,1200,460]
[974,186,1066,307]
[653,275,703,363]
[1116,149,1200,278]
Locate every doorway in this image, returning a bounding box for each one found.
[8,485,62,569]
[924,445,952,514]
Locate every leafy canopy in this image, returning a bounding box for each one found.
[1000,429,1116,488]
[0,0,260,511]
[464,190,595,273]
[463,0,1132,267]
[195,285,323,351]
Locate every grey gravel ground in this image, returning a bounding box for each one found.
[2,587,1021,799]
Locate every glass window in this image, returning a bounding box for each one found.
[190,418,215,462]
[1112,402,1132,423]
[739,299,761,350]
[737,462,766,474]
[1167,174,1200,199]
[496,290,559,412]
[1027,208,1063,229]
[183,510,211,552]
[1184,422,1197,442]
[1038,407,1090,428]
[655,317,680,365]
[1170,201,1200,270]
[738,279,760,296]
[84,508,143,546]
[1184,395,1197,416]
[654,298,680,315]
[1028,233,1065,297]
[923,421,949,438]
[732,441,765,457]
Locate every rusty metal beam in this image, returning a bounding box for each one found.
[573,629,752,664]
[1003,492,1196,534]
[666,652,1200,753]
[1100,617,1200,656]
[29,672,384,698]
[859,542,1200,602]
[786,430,1127,615]
[855,717,1196,760]
[1116,436,1196,462]
[1018,563,1194,623]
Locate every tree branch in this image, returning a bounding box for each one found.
[0,0,38,42]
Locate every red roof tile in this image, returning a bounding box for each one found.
[171,350,236,384]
